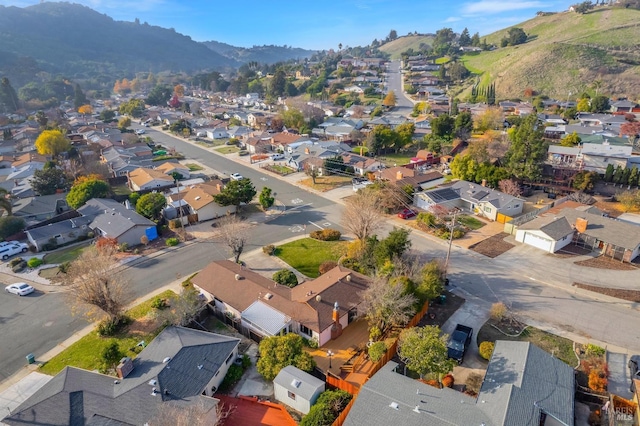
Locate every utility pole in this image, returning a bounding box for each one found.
[443,209,458,283]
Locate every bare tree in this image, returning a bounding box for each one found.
[568,191,596,205]
[61,246,129,323]
[217,215,250,263]
[359,276,417,334]
[156,287,206,327]
[498,179,522,197]
[148,400,233,426]
[341,190,386,240]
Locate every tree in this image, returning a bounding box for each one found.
[360,276,417,334]
[572,171,599,191]
[504,114,547,181]
[613,165,624,184]
[270,69,287,97]
[0,216,26,239]
[66,177,110,209]
[323,155,346,175]
[382,90,397,108]
[0,188,11,216]
[574,1,595,13]
[78,104,93,115]
[617,190,640,212]
[217,215,250,263]
[430,114,454,138]
[628,166,639,187]
[146,85,172,106]
[73,84,88,109]
[305,164,319,185]
[118,116,132,131]
[157,287,206,327]
[99,109,116,122]
[450,154,478,181]
[35,129,71,157]
[474,107,503,132]
[459,27,471,46]
[590,95,610,113]
[341,190,385,240]
[34,110,48,128]
[101,340,124,372]
[0,77,19,112]
[415,261,445,303]
[214,178,256,211]
[259,187,275,210]
[272,269,298,288]
[454,112,473,140]
[173,84,185,97]
[560,132,581,147]
[31,167,70,195]
[501,27,527,46]
[498,179,522,197]
[281,108,306,132]
[373,227,412,267]
[398,326,456,380]
[387,29,398,41]
[136,192,167,221]
[256,334,316,381]
[61,245,129,323]
[604,163,615,182]
[118,98,145,118]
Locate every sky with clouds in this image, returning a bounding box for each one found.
[0,0,571,49]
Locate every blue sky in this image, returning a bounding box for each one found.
[0,0,570,50]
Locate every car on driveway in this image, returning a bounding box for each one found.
[0,243,28,260]
[397,208,417,219]
[5,282,34,296]
[230,173,244,181]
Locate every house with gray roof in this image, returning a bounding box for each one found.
[26,216,93,252]
[515,216,574,253]
[77,198,156,247]
[4,326,239,426]
[345,341,574,426]
[274,365,325,414]
[414,180,524,221]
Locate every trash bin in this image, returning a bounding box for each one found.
[26,353,35,364]
[438,294,447,305]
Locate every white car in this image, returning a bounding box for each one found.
[135,129,146,135]
[5,282,34,296]
[229,173,243,181]
[0,243,28,260]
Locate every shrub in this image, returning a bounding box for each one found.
[301,390,352,426]
[368,341,387,363]
[9,257,24,267]
[585,343,606,357]
[465,372,483,395]
[479,341,495,360]
[0,216,26,240]
[27,258,43,268]
[442,373,455,388]
[272,269,298,287]
[58,261,71,274]
[168,219,182,229]
[319,261,338,275]
[369,326,382,342]
[588,369,608,392]
[262,244,276,255]
[219,364,244,392]
[118,243,129,252]
[96,316,131,337]
[238,150,249,156]
[241,354,251,369]
[490,302,508,321]
[303,337,319,349]
[416,212,437,228]
[151,297,167,310]
[11,260,27,273]
[165,237,179,246]
[140,235,149,245]
[309,228,341,241]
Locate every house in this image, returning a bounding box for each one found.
[345,341,574,426]
[377,167,445,191]
[4,326,240,426]
[515,216,575,253]
[340,153,383,176]
[12,194,71,224]
[77,198,156,247]
[206,127,229,140]
[273,365,325,414]
[193,261,371,346]
[26,216,93,252]
[128,167,174,191]
[414,180,524,221]
[154,161,191,179]
[178,182,235,221]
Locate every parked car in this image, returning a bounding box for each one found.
[229,173,244,181]
[0,243,28,260]
[5,282,34,296]
[447,324,474,364]
[135,129,146,135]
[629,355,640,392]
[270,153,285,161]
[397,209,417,219]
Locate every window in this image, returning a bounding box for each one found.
[484,206,491,213]
[225,353,234,365]
[288,391,296,400]
[514,204,520,208]
[300,324,312,336]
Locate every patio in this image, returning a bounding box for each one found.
[305,319,370,375]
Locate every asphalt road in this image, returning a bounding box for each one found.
[386,60,414,112]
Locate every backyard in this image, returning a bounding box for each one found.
[39,290,177,375]
[276,238,348,278]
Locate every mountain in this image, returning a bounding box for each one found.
[203,41,315,64]
[378,34,435,60]
[460,6,640,99]
[0,2,238,86]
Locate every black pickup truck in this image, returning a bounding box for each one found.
[447,324,473,364]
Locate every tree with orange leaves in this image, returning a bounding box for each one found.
[78,104,93,115]
[174,84,185,97]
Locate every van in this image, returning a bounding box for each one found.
[270,153,285,161]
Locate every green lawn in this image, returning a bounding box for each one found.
[186,163,204,171]
[39,290,177,376]
[352,146,368,155]
[216,146,240,154]
[111,184,131,196]
[43,242,91,264]
[457,215,485,230]
[276,238,348,278]
[435,56,451,64]
[377,152,416,167]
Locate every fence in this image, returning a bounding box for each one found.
[326,371,360,395]
[332,396,357,426]
[503,195,571,234]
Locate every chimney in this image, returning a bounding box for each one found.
[332,302,339,322]
[116,357,134,379]
[305,147,310,155]
[216,183,222,192]
[481,179,487,187]
[575,217,588,233]
[396,171,404,180]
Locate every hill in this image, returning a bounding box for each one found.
[0,2,238,86]
[378,35,435,59]
[460,6,640,99]
[203,41,315,64]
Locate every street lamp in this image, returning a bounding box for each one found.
[327,350,334,369]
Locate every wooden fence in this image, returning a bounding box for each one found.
[326,371,360,395]
[332,396,357,426]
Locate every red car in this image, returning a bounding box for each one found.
[398,209,417,219]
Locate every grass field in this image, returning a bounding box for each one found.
[111,184,131,196]
[186,163,204,171]
[43,242,91,264]
[40,290,177,376]
[216,146,240,154]
[377,152,416,166]
[457,215,485,230]
[276,238,348,278]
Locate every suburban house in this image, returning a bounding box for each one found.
[273,365,325,414]
[193,261,371,346]
[26,216,93,252]
[345,341,575,426]
[171,181,235,222]
[414,180,524,222]
[154,161,191,179]
[128,167,174,191]
[12,194,71,224]
[516,207,640,261]
[340,153,384,176]
[377,166,445,191]
[102,143,155,177]
[77,198,156,247]
[4,326,240,426]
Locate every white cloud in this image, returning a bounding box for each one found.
[444,16,462,23]
[461,0,547,15]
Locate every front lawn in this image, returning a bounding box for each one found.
[43,242,91,264]
[299,176,352,192]
[215,146,240,154]
[186,163,204,171]
[276,238,348,278]
[457,215,486,230]
[39,290,177,376]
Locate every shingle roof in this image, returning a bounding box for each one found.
[518,216,574,240]
[273,366,324,400]
[128,167,173,188]
[554,208,640,250]
[77,198,155,238]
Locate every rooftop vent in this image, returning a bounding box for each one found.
[291,379,302,388]
[346,274,351,282]
[114,380,120,385]
[197,364,203,370]
[235,274,242,280]
[162,357,171,363]
[413,406,421,413]
[148,380,157,386]
[315,295,322,303]
[151,388,158,396]
[195,196,201,201]
[389,402,399,410]
[264,293,273,300]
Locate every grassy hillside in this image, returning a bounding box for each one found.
[460,7,640,99]
[379,35,435,59]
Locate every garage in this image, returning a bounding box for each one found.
[522,232,553,253]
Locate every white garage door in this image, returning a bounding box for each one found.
[523,232,553,253]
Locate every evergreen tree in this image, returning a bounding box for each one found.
[459,28,471,46]
[487,83,496,105]
[604,164,614,182]
[471,32,481,47]
[628,166,639,187]
[622,167,632,186]
[0,77,19,113]
[504,114,547,181]
[612,165,624,184]
[73,84,88,109]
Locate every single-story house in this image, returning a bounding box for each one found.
[179,182,235,221]
[4,326,239,426]
[26,216,93,252]
[415,180,524,221]
[377,167,445,191]
[154,161,191,179]
[345,341,574,426]
[77,198,157,247]
[515,216,574,253]
[128,167,174,191]
[193,261,371,347]
[274,365,325,414]
[206,127,229,140]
